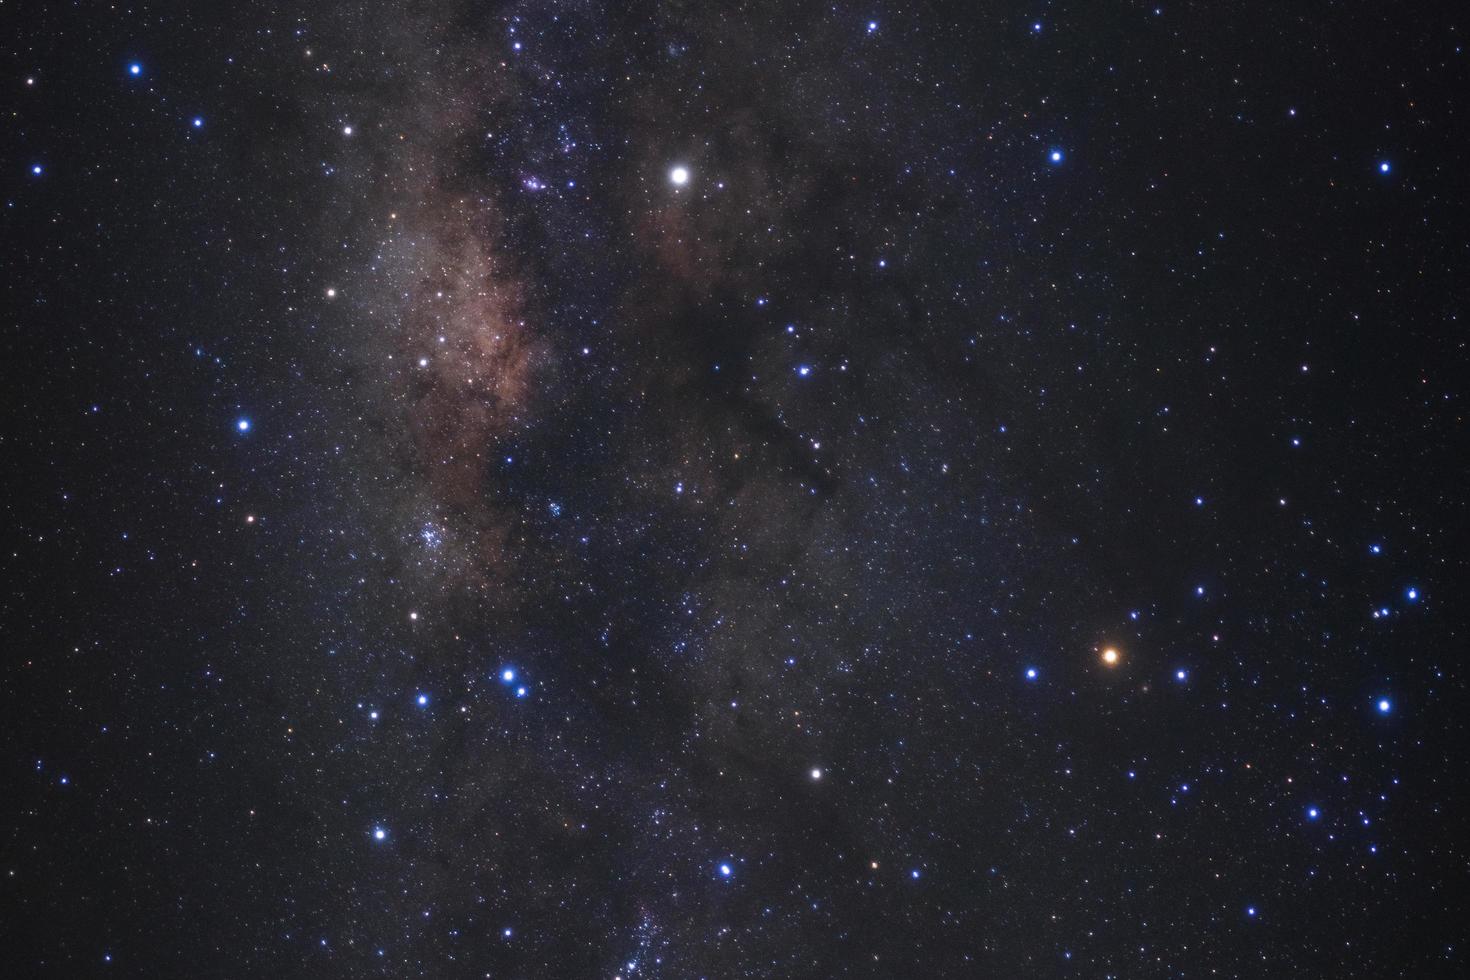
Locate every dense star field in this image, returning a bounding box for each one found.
[3,1,1468,976]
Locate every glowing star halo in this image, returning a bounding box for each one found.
[1100,647,1121,666]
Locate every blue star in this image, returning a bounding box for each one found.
[236,418,251,432]
[1048,148,1064,165]
[30,163,43,176]
[1378,161,1391,174]
[501,668,515,683]
[373,827,387,841]
[128,62,143,77]
[416,693,428,707]
[866,21,878,33]
[1246,906,1257,918]
[910,869,921,879]
[1175,669,1187,682]
[1369,543,1382,555]
[719,863,732,877]
[1031,21,1043,34]
[796,365,812,377]
[192,117,204,129]
[1025,667,1038,681]
[1405,587,1418,601]
[515,686,527,698]
[1306,806,1320,820]
[1376,698,1392,715]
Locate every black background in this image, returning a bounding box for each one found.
[3,1,1467,976]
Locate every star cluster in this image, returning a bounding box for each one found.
[3,2,1467,977]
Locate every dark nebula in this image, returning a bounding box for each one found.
[3,2,1467,977]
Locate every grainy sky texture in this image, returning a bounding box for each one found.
[3,2,1468,976]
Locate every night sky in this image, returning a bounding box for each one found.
[4,2,1468,977]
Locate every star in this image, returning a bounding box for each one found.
[128,62,142,77]
[718,863,732,877]
[31,164,43,176]
[342,125,354,136]
[1048,148,1064,164]
[1405,587,1418,601]
[1306,806,1319,820]
[669,166,689,186]
[501,668,516,682]
[236,418,251,432]
[1175,669,1187,681]
[1101,647,1120,666]
[810,768,823,780]
[1376,698,1392,714]
[1025,667,1038,680]
[867,21,878,33]
[192,117,204,128]
[373,827,387,841]
[416,693,428,706]
[1378,161,1391,174]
